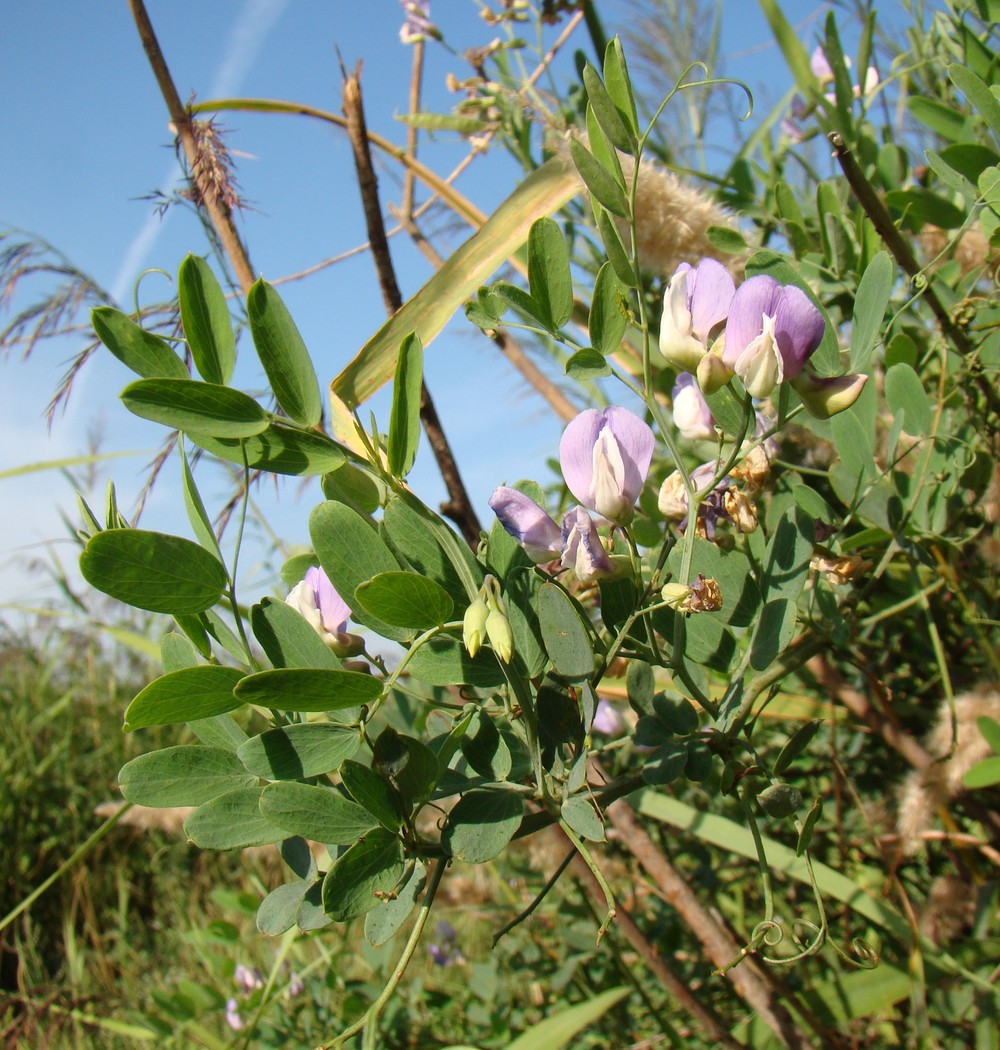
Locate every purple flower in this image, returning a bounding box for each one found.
[672,374,715,441]
[225,998,246,1032]
[659,259,736,373]
[286,566,353,651]
[560,507,614,582]
[428,920,463,967]
[399,1,436,43]
[592,698,625,736]
[723,276,825,399]
[559,407,654,523]
[489,487,563,563]
[810,46,878,99]
[234,964,264,994]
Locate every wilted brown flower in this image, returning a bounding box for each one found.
[810,546,873,586]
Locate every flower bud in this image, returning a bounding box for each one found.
[463,598,490,658]
[696,345,733,395]
[661,582,694,609]
[485,606,514,663]
[791,370,868,420]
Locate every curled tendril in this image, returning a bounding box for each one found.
[760,919,825,965]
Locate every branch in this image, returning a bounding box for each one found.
[341,66,482,546]
[126,0,255,296]
[828,131,1000,420]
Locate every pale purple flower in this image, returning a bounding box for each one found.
[399,1,435,43]
[672,374,715,441]
[286,566,352,650]
[559,407,654,523]
[428,920,463,967]
[560,507,614,582]
[723,276,825,399]
[285,972,304,999]
[592,698,625,736]
[659,259,736,373]
[225,998,246,1032]
[810,46,878,99]
[489,487,562,563]
[234,964,264,994]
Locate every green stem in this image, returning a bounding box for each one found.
[0,804,133,935]
[559,820,616,944]
[324,859,447,1049]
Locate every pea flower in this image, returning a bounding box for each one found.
[560,506,615,582]
[225,998,246,1032]
[723,276,825,399]
[559,406,654,523]
[592,698,626,736]
[399,1,437,43]
[672,374,715,441]
[811,46,879,100]
[488,486,562,563]
[286,566,358,655]
[488,488,614,583]
[659,259,735,373]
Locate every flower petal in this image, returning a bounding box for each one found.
[489,486,562,562]
[772,284,825,379]
[688,258,736,342]
[307,566,350,635]
[560,507,614,581]
[723,275,781,368]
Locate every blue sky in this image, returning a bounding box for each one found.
[0,1,840,619]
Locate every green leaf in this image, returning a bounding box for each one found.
[505,988,629,1050]
[460,709,512,781]
[850,251,894,371]
[602,37,639,137]
[595,207,635,286]
[365,861,426,946]
[589,262,627,355]
[388,333,423,478]
[91,307,188,380]
[124,666,245,730]
[750,598,797,672]
[950,64,1000,144]
[977,715,1000,755]
[963,756,1000,788]
[257,880,313,936]
[259,782,377,844]
[118,746,257,807]
[705,226,748,254]
[237,723,361,780]
[81,529,228,615]
[191,423,347,476]
[885,362,932,435]
[582,62,634,153]
[885,188,965,231]
[184,786,285,850]
[382,494,482,607]
[565,349,612,380]
[332,155,579,410]
[561,797,605,842]
[569,137,629,218]
[355,571,454,629]
[537,582,595,682]
[178,254,236,384]
[907,97,967,142]
[341,760,405,831]
[310,501,412,643]
[120,378,269,438]
[234,668,381,712]
[666,537,760,628]
[246,278,322,427]
[250,598,343,671]
[527,217,573,329]
[321,827,404,923]
[758,782,803,819]
[758,0,818,98]
[392,735,441,807]
[759,508,814,603]
[642,741,689,785]
[178,441,223,561]
[443,789,524,863]
[774,720,821,775]
[406,636,506,688]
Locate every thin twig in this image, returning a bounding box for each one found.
[828,131,1000,420]
[341,65,482,545]
[126,0,255,295]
